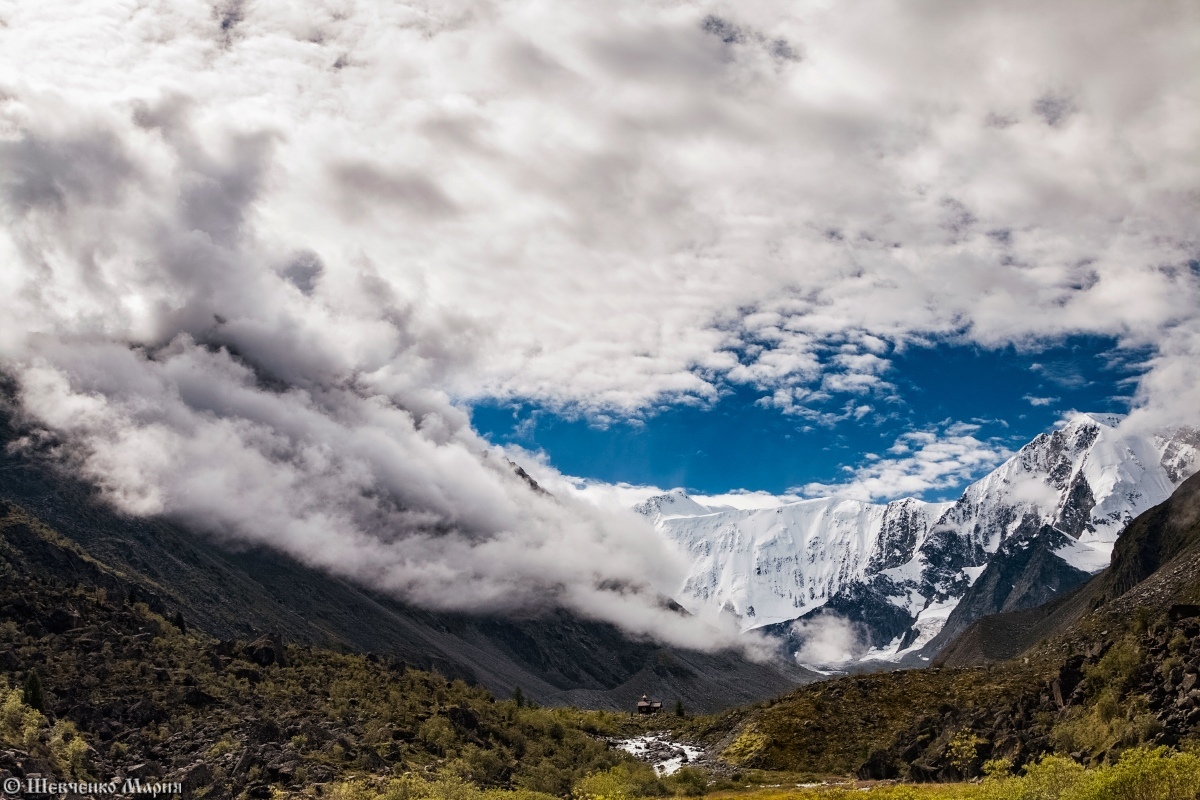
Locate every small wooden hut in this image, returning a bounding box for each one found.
[636,693,663,714]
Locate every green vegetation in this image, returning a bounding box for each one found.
[1049,635,1163,756]
[1,680,89,778]
[316,747,1200,800]
[0,593,647,795]
[697,664,1048,775]
[0,503,668,797]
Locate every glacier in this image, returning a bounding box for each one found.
[636,413,1199,666]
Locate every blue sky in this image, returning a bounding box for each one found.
[471,335,1149,501]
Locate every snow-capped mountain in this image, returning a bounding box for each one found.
[636,413,1200,666]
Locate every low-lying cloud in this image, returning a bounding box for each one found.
[0,0,1197,649]
[790,614,862,668]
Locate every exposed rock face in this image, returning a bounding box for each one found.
[935,470,1200,668]
[920,526,1092,655]
[639,414,1199,666]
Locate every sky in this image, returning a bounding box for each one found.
[0,0,1196,650]
[472,334,1149,500]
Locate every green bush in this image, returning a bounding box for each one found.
[52,722,88,778]
[1016,754,1085,799]
[663,767,707,797]
[573,764,665,800]
[1065,747,1200,800]
[1086,639,1141,696]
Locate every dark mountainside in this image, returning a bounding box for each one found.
[915,524,1093,660]
[0,411,810,713]
[0,500,663,798]
[694,470,1200,780]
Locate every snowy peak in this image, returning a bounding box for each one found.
[1070,411,1125,429]
[1159,426,1200,485]
[643,415,1199,664]
[633,489,715,524]
[946,413,1197,552]
[653,494,950,631]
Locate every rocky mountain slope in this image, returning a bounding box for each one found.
[0,410,811,713]
[0,499,653,798]
[637,414,1200,666]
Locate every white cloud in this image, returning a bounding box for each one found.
[799,422,1014,501]
[791,614,861,667]
[1024,394,1060,407]
[0,0,1196,648]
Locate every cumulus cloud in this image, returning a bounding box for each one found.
[0,0,1196,647]
[799,422,1014,501]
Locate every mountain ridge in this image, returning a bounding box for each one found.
[637,413,1199,666]
[694,470,1200,780]
[0,408,812,712]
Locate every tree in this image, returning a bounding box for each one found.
[171,612,187,634]
[512,686,525,708]
[674,699,685,717]
[22,671,44,712]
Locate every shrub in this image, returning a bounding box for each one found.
[948,730,983,776]
[49,720,88,777]
[663,767,707,797]
[1064,747,1200,800]
[573,764,664,800]
[420,716,457,756]
[1086,639,1141,696]
[1007,754,1086,800]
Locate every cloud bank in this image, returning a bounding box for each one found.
[0,0,1196,647]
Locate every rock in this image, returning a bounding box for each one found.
[244,635,288,668]
[232,750,257,777]
[266,757,299,781]
[233,667,262,684]
[247,719,282,745]
[45,608,79,634]
[176,762,212,792]
[213,641,239,658]
[183,689,217,708]
[357,748,386,771]
[1168,605,1200,622]
[857,749,899,780]
[446,706,479,732]
[246,782,272,799]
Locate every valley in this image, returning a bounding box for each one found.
[2,423,1200,797]
[2,0,1196,796]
